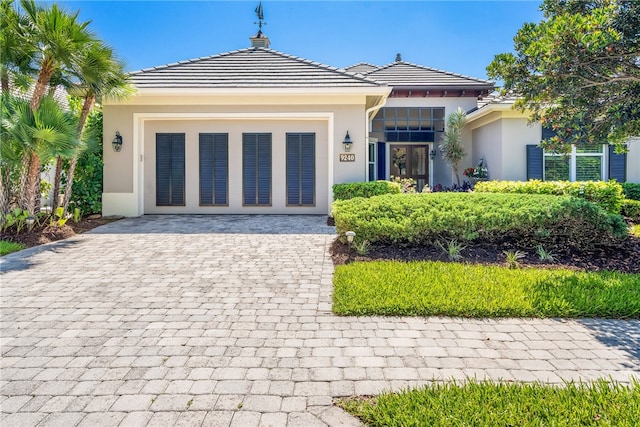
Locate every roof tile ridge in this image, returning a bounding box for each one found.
[257,48,386,86]
[129,48,254,75]
[396,61,493,84]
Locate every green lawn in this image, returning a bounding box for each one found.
[0,240,26,256]
[333,261,640,318]
[338,379,640,427]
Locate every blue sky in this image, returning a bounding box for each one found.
[56,1,543,80]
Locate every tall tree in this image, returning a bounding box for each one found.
[52,42,132,212]
[487,0,640,152]
[439,108,467,186]
[0,0,35,92]
[16,0,95,215]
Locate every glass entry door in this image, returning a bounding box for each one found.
[390,145,429,191]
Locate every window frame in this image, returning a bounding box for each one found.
[543,144,606,181]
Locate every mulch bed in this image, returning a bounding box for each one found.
[331,231,640,274]
[1,217,117,249]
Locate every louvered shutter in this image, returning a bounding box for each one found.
[377,142,386,180]
[171,135,185,205]
[156,133,185,206]
[300,134,315,206]
[541,126,557,141]
[243,133,271,206]
[286,135,301,205]
[608,144,627,182]
[526,144,544,180]
[199,134,228,205]
[286,133,315,206]
[257,134,272,205]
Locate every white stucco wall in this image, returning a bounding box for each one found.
[500,119,542,181]
[471,120,502,180]
[102,93,381,216]
[627,142,640,183]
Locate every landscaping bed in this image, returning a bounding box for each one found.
[1,216,116,252]
[331,234,640,274]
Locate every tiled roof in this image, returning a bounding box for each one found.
[343,62,380,73]
[363,61,494,89]
[1,82,69,110]
[130,48,385,89]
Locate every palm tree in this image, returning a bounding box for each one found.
[16,0,95,215]
[3,95,79,216]
[51,42,132,213]
[439,107,467,186]
[0,0,35,92]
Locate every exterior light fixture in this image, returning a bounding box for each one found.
[430,148,436,160]
[345,231,356,244]
[343,131,352,152]
[26,216,35,232]
[112,131,123,152]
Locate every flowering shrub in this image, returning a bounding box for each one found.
[463,159,488,179]
[390,175,417,193]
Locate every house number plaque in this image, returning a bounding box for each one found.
[339,153,356,162]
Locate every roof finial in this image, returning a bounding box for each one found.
[254,2,266,32]
[395,53,402,62]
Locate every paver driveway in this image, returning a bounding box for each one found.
[1,215,639,427]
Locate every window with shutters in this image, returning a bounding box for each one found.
[286,133,315,207]
[156,133,185,206]
[243,133,272,206]
[199,133,228,206]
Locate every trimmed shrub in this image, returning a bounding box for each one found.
[621,199,640,221]
[332,181,401,201]
[332,193,627,246]
[621,183,640,201]
[474,180,624,214]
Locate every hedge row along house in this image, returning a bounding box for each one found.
[103,29,639,216]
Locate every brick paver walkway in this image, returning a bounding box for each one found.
[1,215,639,426]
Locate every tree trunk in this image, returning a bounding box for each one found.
[52,156,63,212]
[1,73,8,93]
[30,60,55,111]
[0,165,10,223]
[24,152,41,216]
[62,94,95,214]
[18,152,31,211]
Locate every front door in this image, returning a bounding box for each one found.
[390,144,429,191]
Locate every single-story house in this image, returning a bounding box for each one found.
[103,31,639,216]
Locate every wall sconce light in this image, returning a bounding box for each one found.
[343,131,352,152]
[430,148,436,160]
[112,131,123,152]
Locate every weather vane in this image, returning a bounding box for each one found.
[254,1,266,31]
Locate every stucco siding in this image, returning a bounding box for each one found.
[501,119,541,181]
[103,100,370,215]
[471,120,503,180]
[627,142,640,183]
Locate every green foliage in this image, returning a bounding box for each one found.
[2,208,29,233]
[631,224,640,238]
[332,181,400,201]
[437,239,465,261]
[621,183,640,201]
[353,240,371,256]
[438,107,467,185]
[50,206,68,227]
[0,240,27,256]
[333,261,640,318]
[487,0,640,152]
[621,199,640,221]
[332,193,627,247]
[536,244,555,262]
[66,108,102,215]
[338,379,640,427]
[72,207,80,223]
[474,179,624,214]
[503,250,526,269]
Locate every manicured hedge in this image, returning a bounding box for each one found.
[332,181,401,201]
[474,180,624,214]
[621,183,640,201]
[621,199,640,221]
[332,193,627,246]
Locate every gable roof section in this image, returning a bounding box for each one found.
[343,62,380,73]
[363,61,494,90]
[130,48,385,89]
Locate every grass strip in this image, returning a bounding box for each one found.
[333,261,640,318]
[338,379,640,427]
[0,240,27,256]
